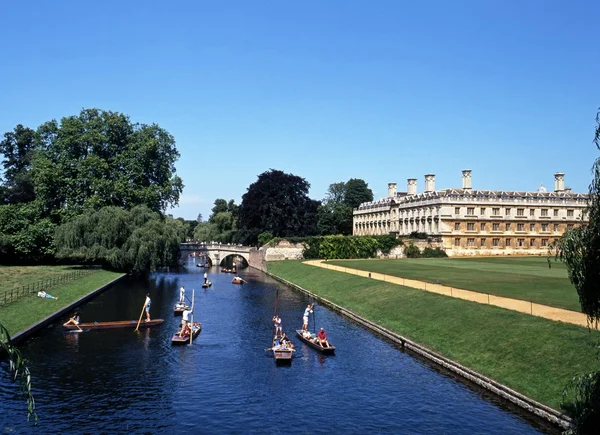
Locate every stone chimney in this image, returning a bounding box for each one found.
[424,174,435,193]
[462,169,472,190]
[407,178,417,195]
[564,186,572,193]
[554,172,565,192]
[387,182,397,198]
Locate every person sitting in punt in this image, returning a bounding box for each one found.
[302,330,312,340]
[317,328,330,348]
[280,333,294,349]
[63,312,80,326]
[37,290,58,300]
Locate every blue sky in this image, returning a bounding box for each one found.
[1,0,599,221]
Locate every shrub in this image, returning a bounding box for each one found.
[422,247,448,258]
[404,243,421,258]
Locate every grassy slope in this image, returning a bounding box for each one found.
[327,257,580,311]
[268,260,599,410]
[0,269,123,335]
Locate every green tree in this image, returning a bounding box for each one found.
[210,199,229,220]
[238,169,319,245]
[0,124,37,204]
[54,205,185,273]
[553,109,600,434]
[318,178,373,235]
[31,108,183,221]
[193,221,219,242]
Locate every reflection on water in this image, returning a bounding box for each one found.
[0,265,556,434]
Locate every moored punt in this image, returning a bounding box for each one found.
[174,302,189,315]
[63,319,164,330]
[295,330,336,354]
[171,322,202,345]
[202,281,212,288]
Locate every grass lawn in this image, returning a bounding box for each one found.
[0,267,123,336]
[326,256,580,312]
[268,260,599,411]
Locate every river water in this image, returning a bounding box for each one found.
[0,262,555,434]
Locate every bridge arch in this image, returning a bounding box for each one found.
[180,243,252,268]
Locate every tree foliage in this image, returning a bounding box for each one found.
[238,169,319,244]
[318,178,373,235]
[0,323,37,422]
[31,109,183,221]
[0,124,37,204]
[54,205,185,273]
[553,109,600,434]
[302,235,402,259]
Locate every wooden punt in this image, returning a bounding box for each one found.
[174,302,189,315]
[295,330,336,354]
[271,336,294,364]
[171,322,202,345]
[202,281,212,288]
[63,319,164,330]
[231,277,245,285]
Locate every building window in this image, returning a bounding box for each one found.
[505,208,511,216]
[454,222,460,230]
[517,238,525,247]
[467,223,475,231]
[541,239,549,247]
[553,209,559,217]
[517,223,524,231]
[530,239,536,247]
[467,238,475,247]
[542,224,548,232]
[505,223,511,231]
[454,238,460,247]
[530,223,535,231]
[505,238,511,246]
[492,208,500,216]
[455,207,460,214]
[567,209,574,217]
[492,223,500,231]
[480,207,486,215]
[517,208,524,216]
[541,209,548,217]
[480,238,486,247]
[492,238,500,247]
[530,209,535,216]
[467,207,474,215]
[567,224,574,230]
[480,223,486,231]
[554,224,559,232]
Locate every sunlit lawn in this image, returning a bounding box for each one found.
[326,256,579,311]
[0,267,124,336]
[268,260,599,411]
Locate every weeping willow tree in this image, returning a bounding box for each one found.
[1,323,37,421]
[553,109,600,435]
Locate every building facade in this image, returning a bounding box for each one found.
[353,170,588,256]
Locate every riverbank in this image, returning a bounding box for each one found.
[266,260,599,420]
[0,268,124,338]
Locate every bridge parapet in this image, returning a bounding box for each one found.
[180,243,253,266]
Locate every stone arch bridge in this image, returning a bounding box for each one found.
[180,243,254,267]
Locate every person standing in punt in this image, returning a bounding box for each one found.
[203,272,208,284]
[179,285,186,304]
[302,304,313,332]
[273,315,282,337]
[179,306,193,338]
[144,293,152,322]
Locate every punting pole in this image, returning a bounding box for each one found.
[189,288,195,345]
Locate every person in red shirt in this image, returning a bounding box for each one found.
[317,328,330,348]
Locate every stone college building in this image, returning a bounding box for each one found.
[353,170,588,256]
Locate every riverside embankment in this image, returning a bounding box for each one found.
[266,260,599,429]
